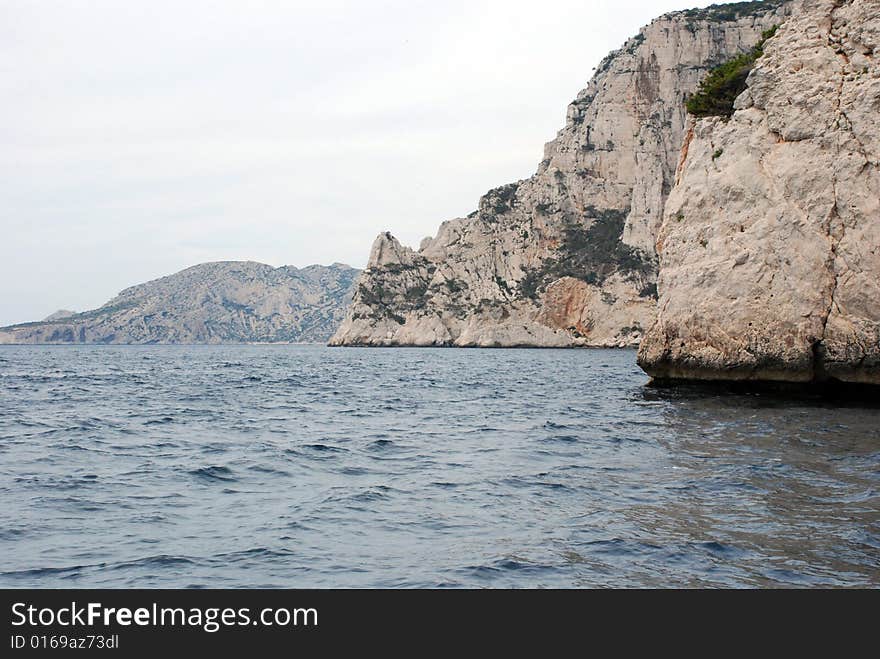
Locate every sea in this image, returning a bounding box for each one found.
[1,345,878,588]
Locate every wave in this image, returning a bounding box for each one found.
[144,416,175,425]
[188,466,236,482]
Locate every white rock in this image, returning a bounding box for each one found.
[638,0,880,385]
[330,2,793,348]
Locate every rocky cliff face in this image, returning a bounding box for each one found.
[638,0,879,385]
[0,262,359,344]
[330,0,794,347]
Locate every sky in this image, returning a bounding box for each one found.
[1,0,738,325]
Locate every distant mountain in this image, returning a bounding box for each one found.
[0,262,360,344]
[42,309,77,322]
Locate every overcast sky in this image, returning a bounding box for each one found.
[1,0,734,325]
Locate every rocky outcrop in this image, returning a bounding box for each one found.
[331,1,793,347]
[638,0,879,385]
[0,262,359,344]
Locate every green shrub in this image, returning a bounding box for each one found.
[404,283,428,305]
[479,182,519,218]
[444,278,465,293]
[686,25,778,118]
[679,1,784,23]
[639,282,658,299]
[518,206,654,299]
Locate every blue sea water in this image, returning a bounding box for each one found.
[0,344,878,588]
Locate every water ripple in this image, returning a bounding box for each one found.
[0,344,878,588]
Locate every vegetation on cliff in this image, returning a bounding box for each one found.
[519,208,655,299]
[686,25,778,118]
[679,0,785,23]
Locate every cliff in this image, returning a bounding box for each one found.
[330,0,794,347]
[0,262,359,344]
[638,0,879,385]
[639,0,880,384]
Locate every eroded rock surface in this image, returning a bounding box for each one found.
[331,1,793,347]
[638,0,880,384]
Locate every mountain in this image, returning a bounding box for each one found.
[41,310,76,322]
[0,262,360,344]
[639,0,879,385]
[330,0,794,347]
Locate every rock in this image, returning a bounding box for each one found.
[638,0,880,385]
[330,1,794,348]
[0,262,359,344]
[41,309,76,322]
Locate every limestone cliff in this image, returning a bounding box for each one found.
[0,262,359,344]
[638,0,879,384]
[331,0,794,347]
